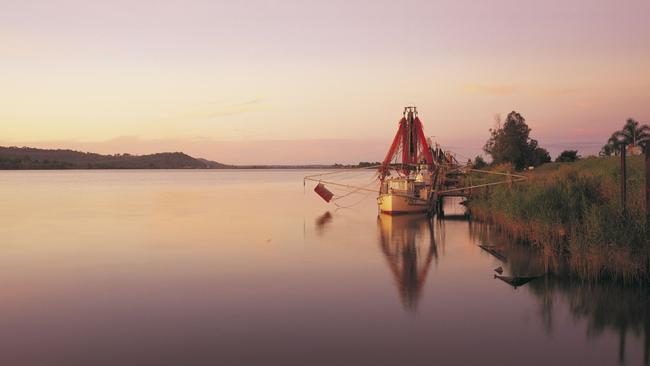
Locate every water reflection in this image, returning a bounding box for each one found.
[374,210,649,364]
[471,222,650,365]
[315,203,650,365]
[309,196,649,365]
[315,211,333,236]
[377,214,438,311]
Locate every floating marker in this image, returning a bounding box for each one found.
[314,183,334,202]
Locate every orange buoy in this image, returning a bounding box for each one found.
[314,183,334,202]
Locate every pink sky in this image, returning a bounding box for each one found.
[1,0,649,164]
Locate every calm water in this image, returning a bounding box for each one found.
[0,170,647,366]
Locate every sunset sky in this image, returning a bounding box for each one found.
[2,0,649,164]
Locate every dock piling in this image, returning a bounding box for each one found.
[621,145,627,215]
[646,147,649,229]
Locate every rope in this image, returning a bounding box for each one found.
[303,164,382,181]
[332,178,379,201]
[303,166,379,210]
[437,169,527,194]
[334,190,375,209]
[303,177,377,193]
[303,153,529,204]
[437,177,526,194]
[468,168,527,179]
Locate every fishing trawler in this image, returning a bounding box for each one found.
[305,106,457,215]
[305,106,521,215]
[377,106,445,214]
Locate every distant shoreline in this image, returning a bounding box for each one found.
[0,146,379,170]
[0,166,372,170]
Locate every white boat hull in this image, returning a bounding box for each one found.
[377,194,430,214]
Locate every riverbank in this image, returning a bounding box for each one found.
[468,156,649,283]
[0,146,379,170]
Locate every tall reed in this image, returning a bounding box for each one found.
[468,156,649,282]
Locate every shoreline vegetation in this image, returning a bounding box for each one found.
[468,156,649,283]
[0,146,378,170]
[467,112,649,283]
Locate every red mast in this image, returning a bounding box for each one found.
[380,106,434,178]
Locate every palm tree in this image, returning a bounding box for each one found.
[600,118,650,156]
[600,134,621,156]
[616,118,650,147]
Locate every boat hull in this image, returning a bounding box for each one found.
[377,194,430,214]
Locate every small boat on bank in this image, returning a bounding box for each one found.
[494,274,542,289]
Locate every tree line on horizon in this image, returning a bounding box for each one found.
[474,111,648,171]
[0,147,229,169]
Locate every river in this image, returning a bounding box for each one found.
[0,170,647,365]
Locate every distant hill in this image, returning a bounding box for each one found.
[0,146,231,169]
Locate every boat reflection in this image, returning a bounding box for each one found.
[312,199,649,364]
[377,213,438,311]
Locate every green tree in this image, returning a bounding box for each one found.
[556,150,580,162]
[530,145,551,166]
[483,111,549,170]
[600,118,650,155]
[599,136,618,156]
[472,155,487,169]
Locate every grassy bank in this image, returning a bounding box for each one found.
[468,156,649,282]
